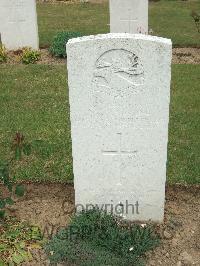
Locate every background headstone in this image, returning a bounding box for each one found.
[67,33,172,222]
[109,0,148,34]
[0,0,39,50]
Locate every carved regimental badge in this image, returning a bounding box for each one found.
[93,49,144,97]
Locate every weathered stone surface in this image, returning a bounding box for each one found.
[67,33,172,222]
[0,0,39,50]
[109,0,148,34]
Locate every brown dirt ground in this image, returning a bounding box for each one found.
[2,183,200,266]
[3,48,200,65]
[172,48,200,64]
[37,0,108,3]
[5,49,66,65]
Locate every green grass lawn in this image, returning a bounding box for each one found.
[0,64,199,184]
[0,65,72,182]
[37,0,200,48]
[168,65,200,184]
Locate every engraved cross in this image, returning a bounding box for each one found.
[120,8,138,32]
[102,133,137,185]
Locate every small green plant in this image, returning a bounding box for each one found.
[191,10,200,33]
[13,132,31,160]
[49,31,82,58]
[21,47,40,64]
[0,133,31,219]
[0,218,43,265]
[45,209,160,266]
[0,44,7,63]
[0,162,25,219]
[0,133,43,265]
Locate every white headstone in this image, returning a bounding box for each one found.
[0,0,39,50]
[67,34,172,222]
[109,0,148,34]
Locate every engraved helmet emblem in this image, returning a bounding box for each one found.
[93,49,144,91]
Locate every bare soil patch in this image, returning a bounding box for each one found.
[147,185,200,266]
[1,183,199,265]
[172,48,200,64]
[85,0,108,3]
[37,0,108,3]
[5,49,66,65]
[3,47,200,65]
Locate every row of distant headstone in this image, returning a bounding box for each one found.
[1,0,172,222]
[0,0,148,50]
